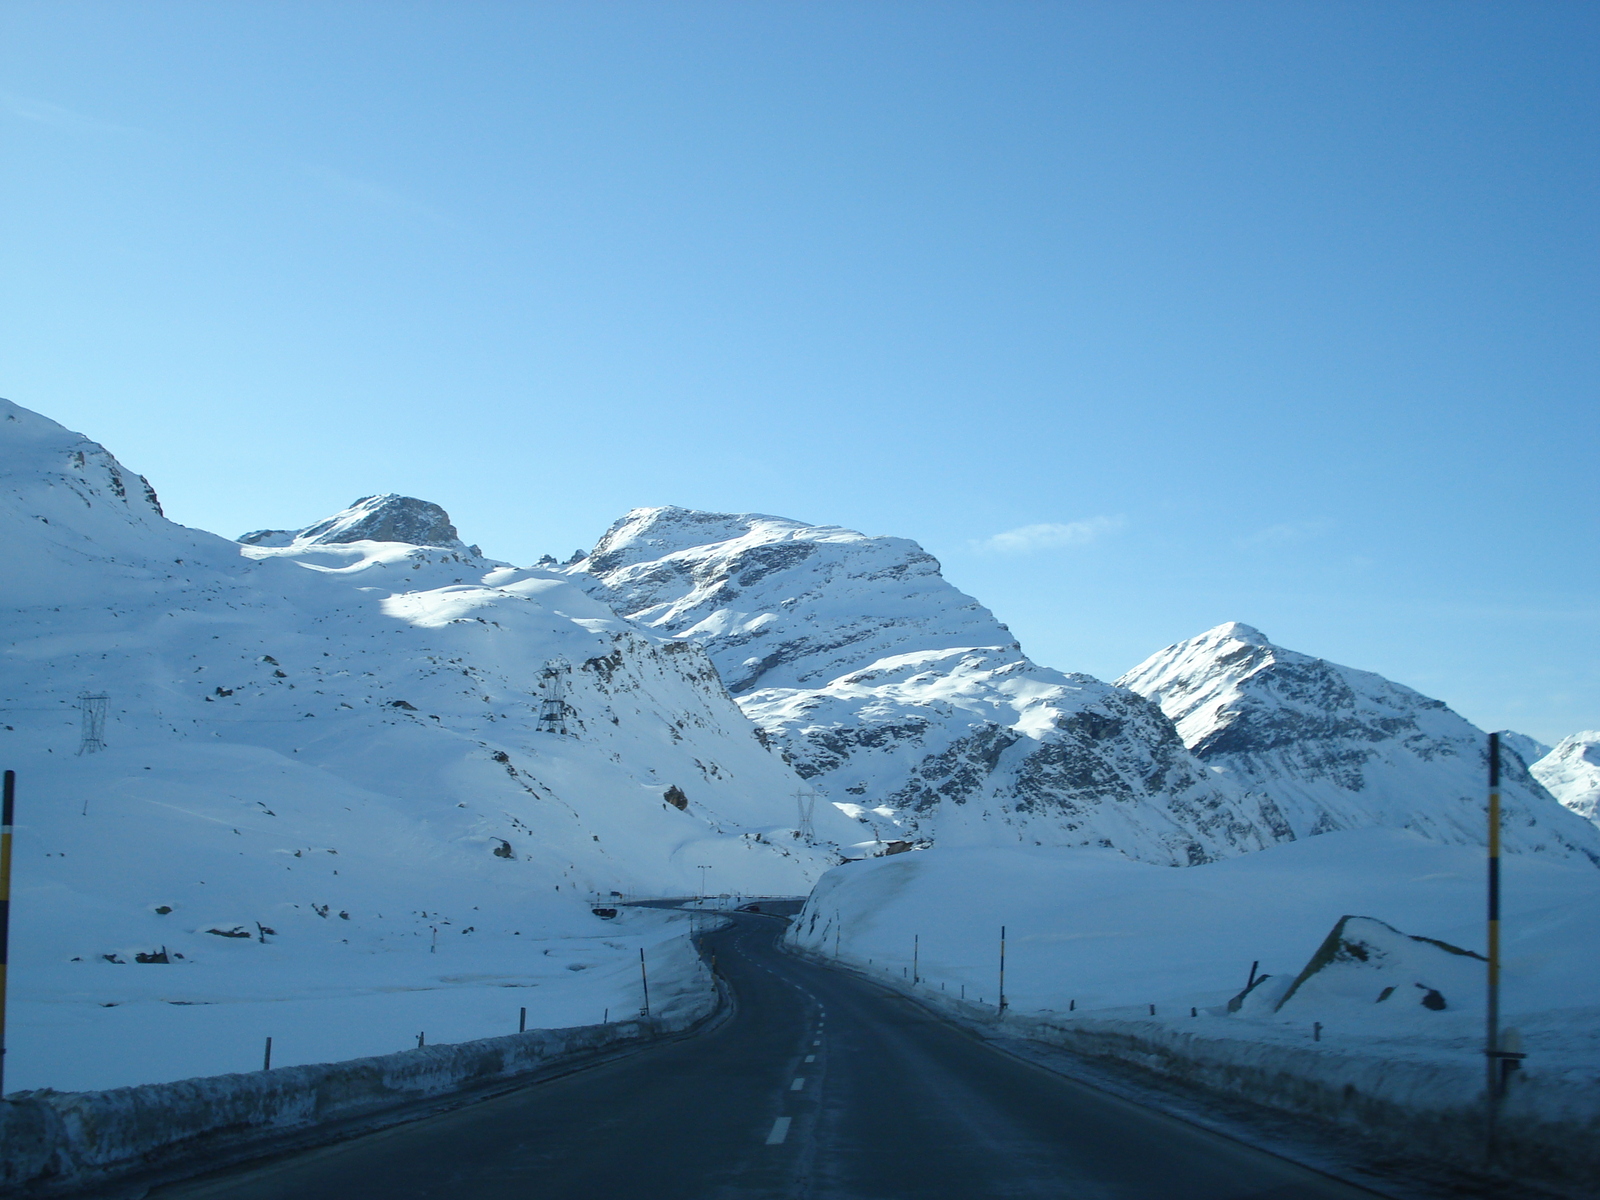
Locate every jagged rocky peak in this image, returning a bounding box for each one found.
[1531,733,1600,824]
[239,494,470,551]
[1118,623,1600,862]
[573,505,1017,694]
[1115,621,1455,759]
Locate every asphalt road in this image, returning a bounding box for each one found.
[157,914,1379,1200]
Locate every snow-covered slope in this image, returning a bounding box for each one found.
[569,508,1281,864]
[786,830,1600,1073]
[1117,622,1600,863]
[1499,730,1552,772]
[1532,733,1600,824]
[0,400,845,1091]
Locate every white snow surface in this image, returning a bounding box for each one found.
[569,508,1278,865]
[1532,733,1600,824]
[0,400,842,1093]
[787,830,1600,1074]
[1499,730,1553,772]
[1117,622,1600,863]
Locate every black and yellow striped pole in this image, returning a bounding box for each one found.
[1485,733,1502,1158]
[998,925,1007,1013]
[0,770,14,1098]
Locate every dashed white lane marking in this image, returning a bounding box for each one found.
[813,1039,821,1046]
[805,1054,815,1063]
[766,1117,792,1145]
[791,1077,806,1091]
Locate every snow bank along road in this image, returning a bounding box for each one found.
[148,914,1377,1200]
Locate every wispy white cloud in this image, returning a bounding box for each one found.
[1236,520,1334,550]
[1,92,140,135]
[978,516,1125,554]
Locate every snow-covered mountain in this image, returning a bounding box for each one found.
[1532,733,1600,824]
[1117,622,1600,863]
[2,400,876,1092]
[567,507,1282,865]
[0,400,854,970]
[1498,730,1552,772]
[238,493,479,554]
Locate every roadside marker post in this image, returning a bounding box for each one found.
[1485,731,1505,1164]
[0,770,13,1098]
[519,1006,527,1033]
[640,947,651,1018]
[263,1037,272,1071]
[998,925,1007,1013]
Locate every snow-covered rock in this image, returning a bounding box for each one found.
[239,493,474,552]
[569,507,1281,864]
[1498,730,1552,772]
[1532,733,1600,824]
[1117,622,1600,863]
[0,400,844,1092]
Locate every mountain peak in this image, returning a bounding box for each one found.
[1206,621,1269,645]
[239,494,470,551]
[1119,626,1600,862]
[573,506,1005,694]
[586,506,855,576]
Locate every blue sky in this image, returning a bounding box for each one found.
[3,1,1595,742]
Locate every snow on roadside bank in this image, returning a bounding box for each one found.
[787,833,1600,1191]
[14,904,715,1095]
[785,830,1600,1071]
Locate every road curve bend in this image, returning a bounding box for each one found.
[152,913,1379,1200]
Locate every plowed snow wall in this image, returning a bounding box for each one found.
[1004,1013,1599,1195]
[0,992,717,1195]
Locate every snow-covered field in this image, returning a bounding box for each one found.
[14,898,712,1094]
[787,830,1600,1074]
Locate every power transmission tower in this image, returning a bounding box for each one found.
[794,788,818,840]
[77,693,108,755]
[535,658,572,735]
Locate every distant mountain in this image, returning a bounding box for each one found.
[238,493,478,553]
[1499,730,1553,771]
[1531,734,1600,825]
[569,507,1282,864]
[1117,622,1600,863]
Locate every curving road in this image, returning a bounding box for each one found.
[156,913,1378,1200]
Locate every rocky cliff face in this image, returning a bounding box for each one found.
[1117,623,1600,863]
[571,507,1280,864]
[1532,733,1600,824]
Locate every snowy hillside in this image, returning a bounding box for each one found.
[1532,733,1600,824]
[0,400,844,1092]
[1499,730,1552,772]
[1117,622,1600,862]
[569,507,1280,864]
